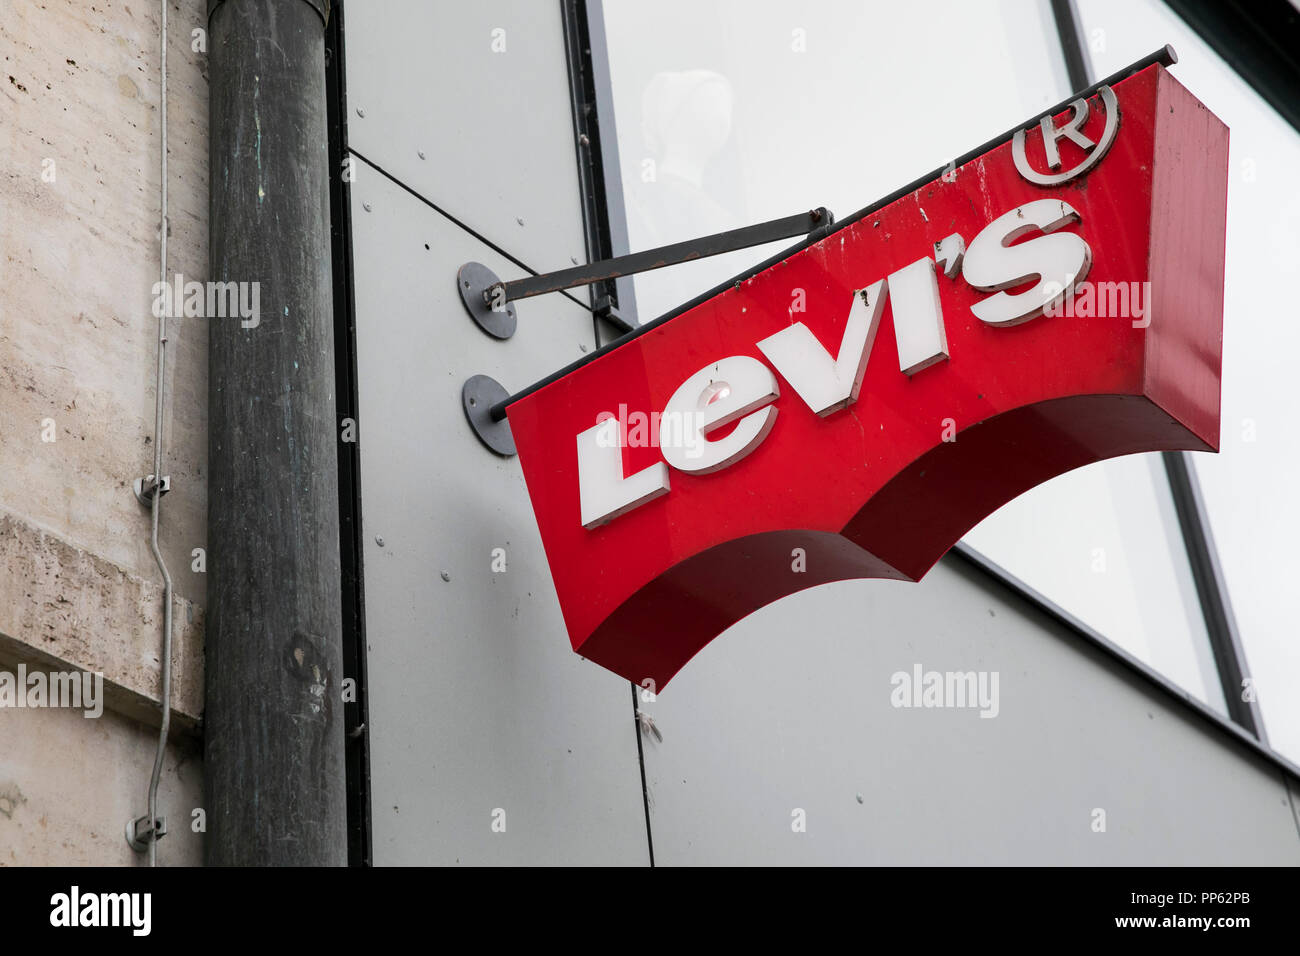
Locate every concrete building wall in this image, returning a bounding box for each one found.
[0,0,207,865]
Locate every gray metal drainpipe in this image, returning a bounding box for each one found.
[205,0,346,866]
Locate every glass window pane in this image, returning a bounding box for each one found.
[603,0,1070,323]
[963,456,1223,712]
[1074,0,1300,762]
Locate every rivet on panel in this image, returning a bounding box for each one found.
[440,571,451,582]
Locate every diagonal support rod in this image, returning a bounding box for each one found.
[485,207,832,306]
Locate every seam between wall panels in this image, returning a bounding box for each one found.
[347,149,603,322]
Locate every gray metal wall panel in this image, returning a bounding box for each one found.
[640,561,1300,865]
[349,164,647,865]
[344,0,589,274]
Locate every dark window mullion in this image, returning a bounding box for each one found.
[1161,452,1265,739]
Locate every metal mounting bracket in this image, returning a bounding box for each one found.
[592,292,633,334]
[458,208,831,453]
[462,375,516,457]
[457,262,518,340]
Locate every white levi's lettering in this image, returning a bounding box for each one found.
[576,199,1090,529]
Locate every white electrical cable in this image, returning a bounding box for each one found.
[143,0,173,868]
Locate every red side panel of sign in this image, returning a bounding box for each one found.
[507,64,1228,691]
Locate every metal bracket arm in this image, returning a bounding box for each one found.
[484,207,831,307]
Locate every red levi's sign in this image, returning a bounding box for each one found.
[506,61,1227,692]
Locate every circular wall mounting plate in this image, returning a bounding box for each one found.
[457,262,517,340]
[462,375,516,457]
